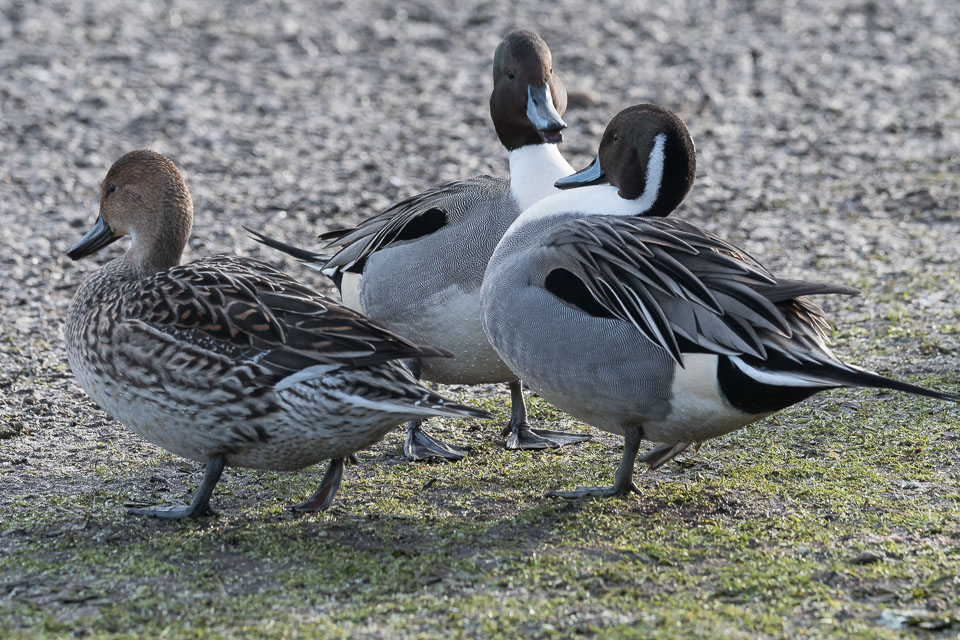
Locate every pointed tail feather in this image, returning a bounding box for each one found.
[733,354,959,402]
[755,278,861,303]
[245,226,329,267]
[830,364,959,402]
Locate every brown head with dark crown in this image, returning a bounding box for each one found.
[490,30,568,151]
[556,104,696,217]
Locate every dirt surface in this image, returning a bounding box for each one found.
[1,0,958,637]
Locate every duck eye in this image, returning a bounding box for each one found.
[107,183,117,194]
[506,70,515,80]
[613,133,620,141]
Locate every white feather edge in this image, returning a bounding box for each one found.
[275,365,478,418]
[728,356,835,388]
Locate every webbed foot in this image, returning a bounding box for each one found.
[547,480,642,499]
[404,422,468,462]
[128,503,218,518]
[504,423,592,450]
[128,456,225,519]
[546,430,643,500]
[503,380,591,451]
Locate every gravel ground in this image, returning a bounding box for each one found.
[1,0,958,637]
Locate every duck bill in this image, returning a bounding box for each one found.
[526,83,567,144]
[68,215,120,260]
[555,154,606,189]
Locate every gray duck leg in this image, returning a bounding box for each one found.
[401,359,469,462]
[547,429,643,499]
[129,456,225,518]
[503,380,593,450]
[291,458,345,512]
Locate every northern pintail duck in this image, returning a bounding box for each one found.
[65,150,488,518]
[252,30,590,461]
[480,104,959,498]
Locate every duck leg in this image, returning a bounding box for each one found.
[400,359,469,462]
[291,458,346,512]
[504,380,592,450]
[129,456,225,518]
[547,429,643,499]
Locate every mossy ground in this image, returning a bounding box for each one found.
[2,376,958,639]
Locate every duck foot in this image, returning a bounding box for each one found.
[291,458,345,512]
[128,456,225,519]
[404,421,468,462]
[504,423,592,450]
[547,481,642,499]
[638,441,701,471]
[546,429,643,500]
[502,380,591,450]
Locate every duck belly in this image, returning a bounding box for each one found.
[66,357,404,472]
[68,362,238,465]
[484,286,763,444]
[361,276,516,385]
[412,287,517,384]
[514,350,762,444]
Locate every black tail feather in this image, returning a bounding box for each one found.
[756,278,861,303]
[244,226,329,265]
[729,349,959,410]
[829,365,959,402]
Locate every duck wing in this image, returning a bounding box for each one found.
[318,175,507,275]
[123,255,450,378]
[534,216,857,366]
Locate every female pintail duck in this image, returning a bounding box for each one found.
[480,104,959,498]
[65,150,488,518]
[251,30,590,461]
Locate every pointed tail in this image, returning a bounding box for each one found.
[826,364,959,402]
[245,226,329,267]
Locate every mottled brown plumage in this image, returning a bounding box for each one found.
[65,150,488,518]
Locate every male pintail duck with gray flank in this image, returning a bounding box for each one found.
[250,30,590,461]
[65,150,489,518]
[480,104,959,498]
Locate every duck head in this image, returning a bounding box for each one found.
[68,150,194,274]
[556,104,696,216]
[490,30,568,150]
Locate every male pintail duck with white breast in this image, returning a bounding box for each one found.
[65,150,488,518]
[480,104,959,499]
[250,30,591,462]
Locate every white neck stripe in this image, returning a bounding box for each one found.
[502,132,669,241]
[633,132,666,213]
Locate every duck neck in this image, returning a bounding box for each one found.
[122,207,192,277]
[508,143,574,210]
[530,183,656,222]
